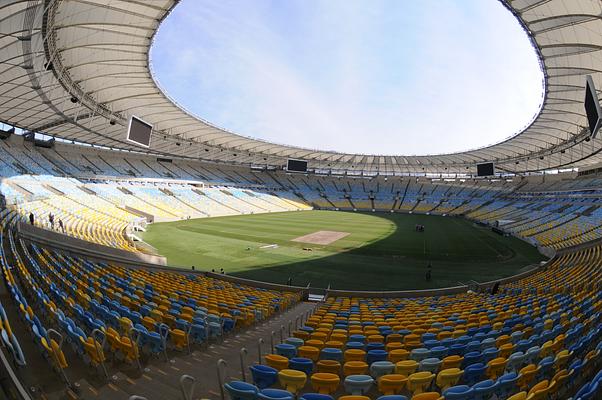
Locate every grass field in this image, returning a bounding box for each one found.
[141,210,545,291]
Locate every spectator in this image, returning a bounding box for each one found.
[29,212,34,225]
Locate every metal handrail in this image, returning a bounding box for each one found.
[257,338,264,364]
[179,374,196,400]
[128,327,143,371]
[46,329,71,387]
[239,347,248,382]
[217,359,227,400]
[91,328,109,378]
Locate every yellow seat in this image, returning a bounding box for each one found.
[526,380,549,400]
[378,373,407,395]
[142,316,157,330]
[294,330,311,341]
[389,348,410,363]
[499,342,515,358]
[441,355,463,370]
[344,349,366,362]
[310,372,340,394]
[278,369,307,394]
[298,345,321,361]
[306,339,325,350]
[118,317,133,335]
[549,369,568,399]
[486,357,507,380]
[508,393,527,400]
[411,392,443,400]
[344,361,368,376]
[368,334,384,343]
[540,341,554,358]
[325,340,344,350]
[517,364,537,391]
[386,342,404,352]
[554,350,570,372]
[407,371,435,395]
[80,337,105,366]
[436,368,463,391]
[170,328,188,351]
[265,354,289,370]
[395,359,419,375]
[317,359,341,375]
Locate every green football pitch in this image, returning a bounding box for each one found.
[141,210,545,291]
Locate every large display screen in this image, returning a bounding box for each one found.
[127,116,152,147]
[287,159,308,172]
[477,162,494,177]
[585,75,602,138]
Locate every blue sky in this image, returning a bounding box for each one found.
[151,0,544,155]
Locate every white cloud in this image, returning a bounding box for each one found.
[151,0,543,155]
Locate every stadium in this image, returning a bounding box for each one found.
[0,0,601,399]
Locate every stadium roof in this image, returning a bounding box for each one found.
[0,0,601,174]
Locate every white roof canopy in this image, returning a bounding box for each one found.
[0,0,601,174]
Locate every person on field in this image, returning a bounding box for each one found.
[58,218,65,233]
[29,212,34,225]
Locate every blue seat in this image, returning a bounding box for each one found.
[223,317,235,332]
[350,334,366,343]
[190,323,206,344]
[320,347,343,362]
[449,344,467,356]
[250,364,278,389]
[505,352,525,374]
[410,348,431,362]
[472,379,497,400]
[346,341,364,350]
[466,341,481,353]
[344,374,374,395]
[537,356,554,381]
[367,349,388,364]
[275,343,297,359]
[367,343,386,352]
[481,348,498,363]
[430,346,448,359]
[299,394,333,400]
[463,352,482,368]
[463,363,486,386]
[369,361,395,379]
[495,372,518,399]
[285,337,304,348]
[257,388,294,400]
[289,357,313,375]
[375,396,408,400]
[443,385,474,400]
[573,380,599,400]
[224,381,258,400]
[419,357,442,373]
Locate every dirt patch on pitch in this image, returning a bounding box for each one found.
[291,231,350,245]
